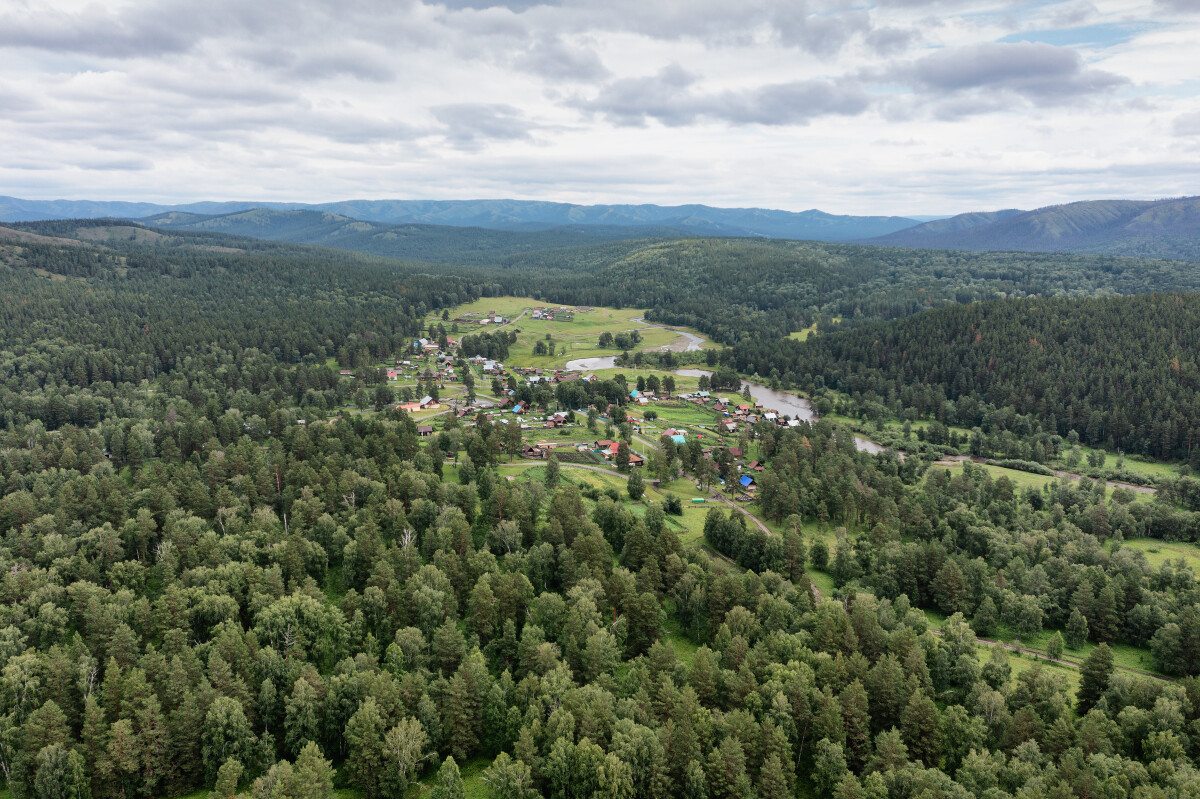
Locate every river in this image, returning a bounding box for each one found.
[562,334,889,454]
[672,369,887,454]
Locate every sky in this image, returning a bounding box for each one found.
[1,0,1198,215]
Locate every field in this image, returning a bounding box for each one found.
[433,296,711,370]
[929,461,1155,504]
[1118,536,1200,569]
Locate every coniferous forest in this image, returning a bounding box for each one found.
[4,221,1200,798]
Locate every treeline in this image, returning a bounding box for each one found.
[736,293,1200,461]
[493,237,1200,345]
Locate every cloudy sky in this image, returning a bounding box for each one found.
[1,0,1198,214]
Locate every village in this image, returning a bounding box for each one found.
[329,300,811,504]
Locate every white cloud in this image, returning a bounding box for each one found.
[0,0,1196,213]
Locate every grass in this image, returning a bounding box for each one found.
[1118,536,1200,570]
[788,322,817,341]
[433,296,711,371]
[808,569,836,600]
[977,642,1082,694]
[170,788,364,799]
[929,461,1153,504]
[663,617,701,667]
[1060,444,1185,482]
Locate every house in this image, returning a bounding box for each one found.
[670,434,687,445]
[417,425,434,437]
[723,422,738,433]
[339,369,354,376]
[628,453,645,467]
[728,447,743,459]
[747,460,765,472]
[737,404,752,413]
[582,374,598,383]
[637,397,649,405]
[398,402,423,412]
[763,412,777,422]
[630,389,640,399]
[739,474,755,488]
[419,395,434,407]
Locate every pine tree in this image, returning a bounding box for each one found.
[1066,609,1090,649]
[627,469,645,500]
[901,690,942,767]
[757,752,789,799]
[1078,644,1114,714]
[840,680,872,771]
[430,756,466,799]
[209,757,242,799]
[345,697,387,798]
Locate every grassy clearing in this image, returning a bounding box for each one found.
[808,568,836,599]
[977,643,1082,694]
[1061,445,1185,482]
[663,618,700,667]
[434,296,712,371]
[929,462,1153,503]
[788,323,818,341]
[1118,536,1200,570]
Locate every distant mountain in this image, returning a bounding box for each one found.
[141,208,688,265]
[0,195,920,241]
[861,198,1200,260]
[883,209,1025,238]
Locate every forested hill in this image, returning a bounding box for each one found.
[495,237,1200,344]
[0,219,483,420]
[142,208,687,265]
[7,216,1200,799]
[861,196,1200,260]
[0,194,922,239]
[736,293,1200,459]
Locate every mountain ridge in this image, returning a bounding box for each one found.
[0,195,919,241]
[861,196,1200,259]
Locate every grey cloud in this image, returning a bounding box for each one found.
[436,0,554,8]
[515,36,609,81]
[1174,111,1200,135]
[432,103,535,148]
[771,6,872,56]
[574,65,871,127]
[78,158,155,172]
[288,52,397,83]
[1155,0,1200,11]
[0,6,200,57]
[903,42,1127,106]
[866,27,920,55]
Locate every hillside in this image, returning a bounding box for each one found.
[495,236,1200,345]
[142,208,684,264]
[735,292,1200,459]
[0,194,921,240]
[863,196,1200,259]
